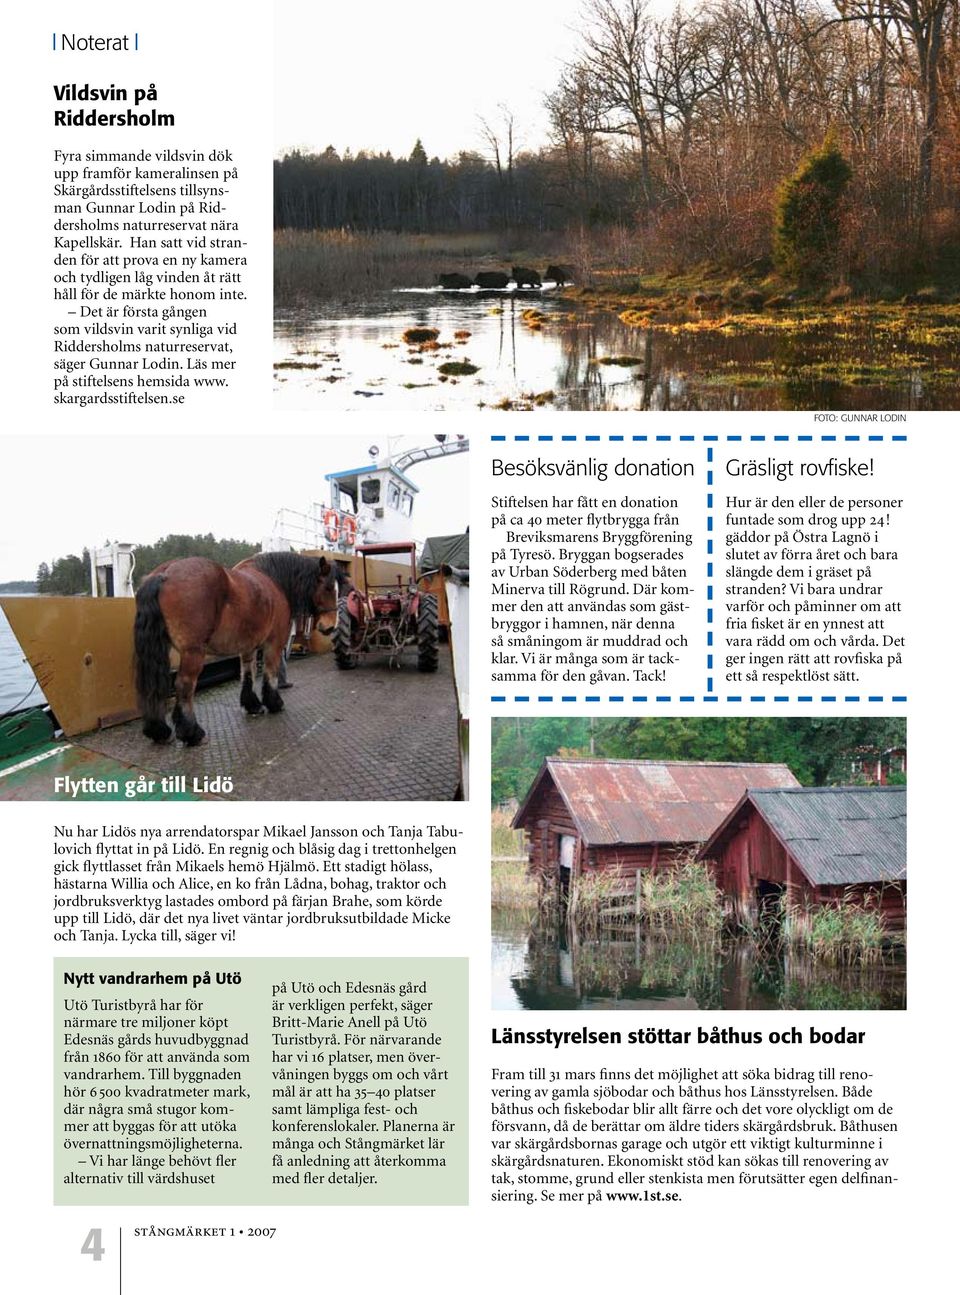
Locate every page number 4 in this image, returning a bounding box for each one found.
[81,1229,105,1261]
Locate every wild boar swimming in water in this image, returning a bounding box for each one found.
[546,263,574,285]
[512,266,542,288]
[474,271,510,289]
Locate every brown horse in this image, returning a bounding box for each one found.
[134,552,348,745]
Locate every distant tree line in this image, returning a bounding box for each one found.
[36,553,89,595]
[276,0,960,279]
[491,716,907,805]
[35,534,259,595]
[0,580,38,594]
[274,141,569,233]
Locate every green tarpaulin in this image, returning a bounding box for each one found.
[421,533,469,573]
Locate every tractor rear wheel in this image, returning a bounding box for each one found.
[417,593,439,672]
[333,596,359,669]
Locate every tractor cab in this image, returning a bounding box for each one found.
[358,541,419,610]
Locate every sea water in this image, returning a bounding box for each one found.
[0,601,45,714]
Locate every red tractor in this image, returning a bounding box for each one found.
[333,541,439,672]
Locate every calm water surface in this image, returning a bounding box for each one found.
[0,601,44,715]
[492,913,905,1011]
[275,290,954,412]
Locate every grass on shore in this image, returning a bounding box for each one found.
[491,810,537,915]
[491,808,524,859]
[491,857,539,916]
[567,262,960,332]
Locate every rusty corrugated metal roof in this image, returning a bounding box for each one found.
[702,787,906,885]
[514,757,800,846]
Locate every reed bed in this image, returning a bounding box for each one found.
[568,868,636,936]
[635,861,725,934]
[778,890,903,965]
[525,856,728,936]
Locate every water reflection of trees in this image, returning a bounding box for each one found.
[546,314,742,412]
[505,919,905,1011]
[277,297,955,412]
[551,319,659,411]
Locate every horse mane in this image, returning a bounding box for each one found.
[248,551,348,616]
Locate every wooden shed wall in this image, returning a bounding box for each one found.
[703,815,816,921]
[703,812,906,928]
[586,843,691,877]
[522,783,580,881]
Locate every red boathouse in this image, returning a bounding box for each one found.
[512,757,800,895]
[697,786,907,927]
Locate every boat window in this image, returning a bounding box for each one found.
[360,478,380,504]
[387,481,401,510]
[337,487,356,512]
[401,491,414,517]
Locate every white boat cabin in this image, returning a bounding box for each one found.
[326,460,419,549]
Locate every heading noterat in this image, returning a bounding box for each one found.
[55,34,137,52]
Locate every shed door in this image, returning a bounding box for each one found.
[558,834,576,896]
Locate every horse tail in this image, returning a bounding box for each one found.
[134,574,173,739]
